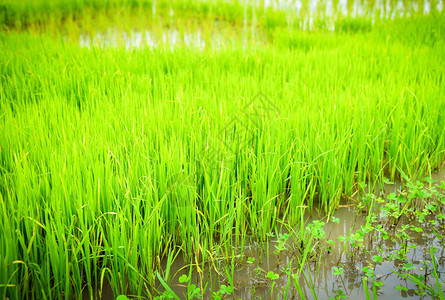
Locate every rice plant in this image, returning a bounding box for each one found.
[0,0,444,298]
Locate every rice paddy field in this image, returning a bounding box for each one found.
[1,0,445,299]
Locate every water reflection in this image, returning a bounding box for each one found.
[79,29,209,50]
[158,170,445,299]
[262,0,441,16]
[77,0,443,49]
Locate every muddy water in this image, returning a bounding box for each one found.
[157,170,445,299]
[160,213,444,299]
[84,171,445,299]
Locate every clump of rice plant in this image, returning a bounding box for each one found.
[1,0,444,299]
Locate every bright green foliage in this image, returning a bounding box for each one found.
[1,0,445,299]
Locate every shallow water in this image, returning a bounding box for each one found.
[83,170,445,299]
[76,0,443,49]
[155,170,445,299]
[263,0,441,16]
[79,29,212,50]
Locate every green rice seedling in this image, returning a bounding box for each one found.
[362,276,371,300]
[1,1,445,299]
[391,246,445,299]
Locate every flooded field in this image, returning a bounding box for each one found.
[141,171,445,299]
[1,0,445,299]
[73,0,444,49]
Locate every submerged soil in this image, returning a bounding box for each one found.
[157,171,445,299]
[84,170,445,299]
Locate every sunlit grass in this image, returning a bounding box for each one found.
[0,0,444,299]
